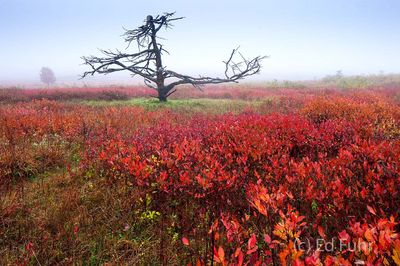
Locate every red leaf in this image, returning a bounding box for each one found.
[247,246,258,254]
[364,229,374,242]
[238,250,244,266]
[338,230,351,244]
[213,246,225,263]
[218,246,225,261]
[195,258,202,266]
[367,205,377,216]
[264,233,272,244]
[248,233,257,250]
[73,225,79,235]
[182,237,190,246]
[234,247,241,257]
[318,226,326,238]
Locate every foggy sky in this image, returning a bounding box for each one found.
[1,0,399,85]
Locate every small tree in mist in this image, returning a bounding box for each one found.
[40,67,56,87]
[82,12,265,102]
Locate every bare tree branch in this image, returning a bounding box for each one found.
[164,50,266,88]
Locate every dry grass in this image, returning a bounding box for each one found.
[0,166,177,265]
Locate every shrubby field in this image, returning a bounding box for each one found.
[1,86,400,265]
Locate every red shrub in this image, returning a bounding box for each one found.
[84,109,399,264]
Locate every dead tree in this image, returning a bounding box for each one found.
[82,12,265,102]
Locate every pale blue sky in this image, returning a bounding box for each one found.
[0,0,399,84]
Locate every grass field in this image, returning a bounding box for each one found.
[1,86,400,265]
[83,98,277,114]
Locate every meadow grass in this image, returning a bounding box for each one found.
[83,97,276,114]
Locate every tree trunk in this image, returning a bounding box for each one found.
[158,87,168,102]
[148,17,167,102]
[157,85,175,102]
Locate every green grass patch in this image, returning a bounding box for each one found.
[82,97,276,114]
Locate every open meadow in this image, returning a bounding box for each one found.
[1,85,400,265]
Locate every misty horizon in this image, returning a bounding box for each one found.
[1,0,399,86]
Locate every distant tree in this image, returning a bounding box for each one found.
[323,70,344,83]
[40,67,56,86]
[82,12,265,102]
[335,70,343,79]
